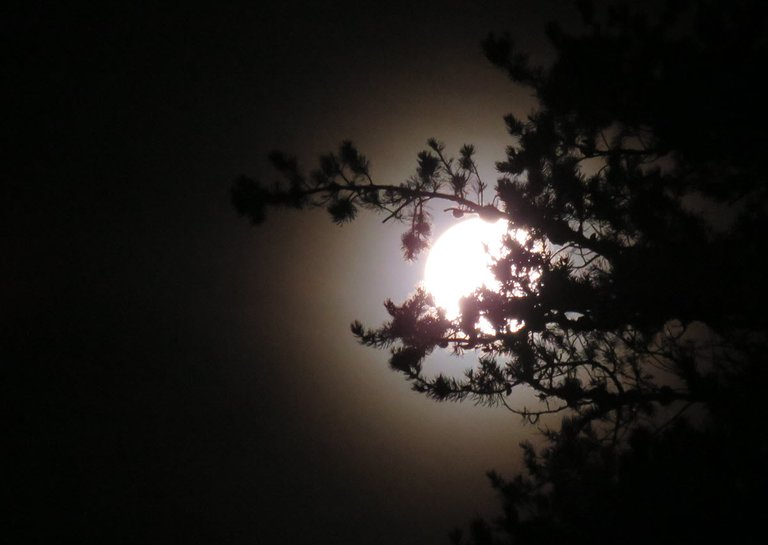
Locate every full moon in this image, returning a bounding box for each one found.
[423,218,509,319]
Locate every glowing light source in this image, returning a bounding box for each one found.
[423,218,508,319]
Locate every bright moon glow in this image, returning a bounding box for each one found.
[424,218,509,319]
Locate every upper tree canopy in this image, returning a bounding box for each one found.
[234,0,766,439]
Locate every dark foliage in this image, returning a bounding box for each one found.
[233,0,767,542]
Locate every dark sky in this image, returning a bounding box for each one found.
[5,2,578,543]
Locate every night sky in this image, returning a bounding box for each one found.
[6,2,579,543]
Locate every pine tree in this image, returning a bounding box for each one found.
[233,1,767,541]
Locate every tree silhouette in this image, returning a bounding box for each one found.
[233,0,767,542]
